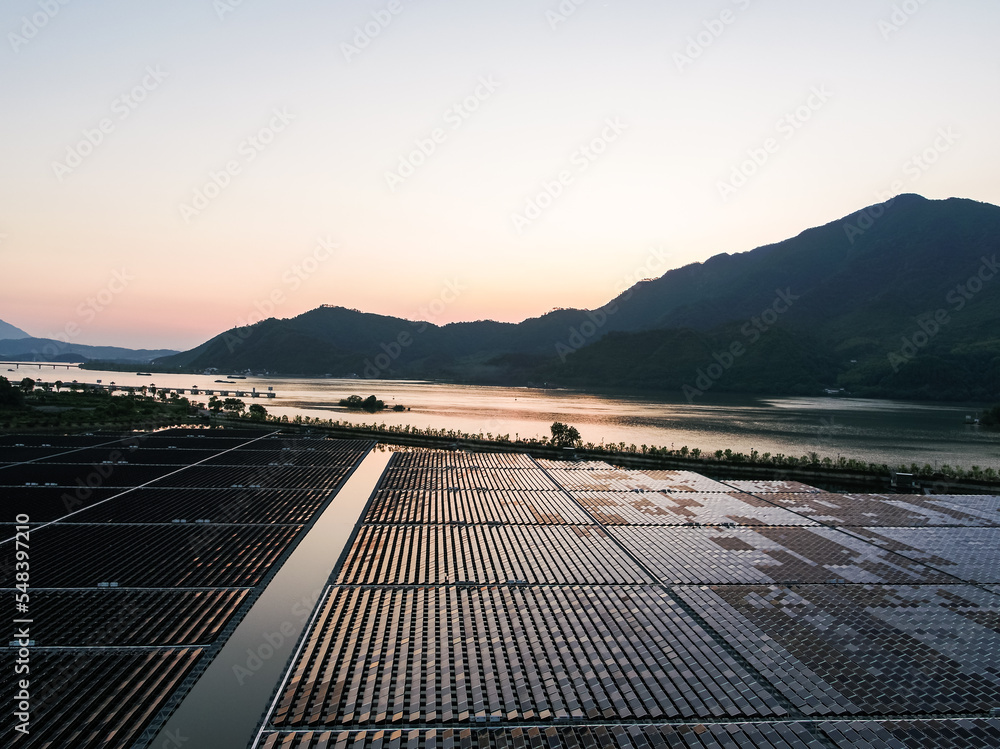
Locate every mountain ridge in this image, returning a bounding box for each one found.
[0,337,178,363]
[152,195,1000,400]
[0,319,31,340]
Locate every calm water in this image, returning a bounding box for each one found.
[14,363,1000,469]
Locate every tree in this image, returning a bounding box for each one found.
[981,404,1000,429]
[339,394,385,412]
[208,395,223,414]
[222,397,246,415]
[247,403,268,421]
[550,422,581,448]
[0,376,24,407]
[19,377,35,393]
[54,380,63,392]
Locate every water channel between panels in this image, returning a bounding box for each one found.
[147,447,394,749]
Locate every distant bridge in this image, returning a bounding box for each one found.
[2,361,82,370]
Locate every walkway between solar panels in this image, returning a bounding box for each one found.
[145,446,394,749]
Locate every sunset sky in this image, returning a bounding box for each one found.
[2,0,998,350]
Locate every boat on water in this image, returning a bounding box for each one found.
[227,375,246,379]
[137,372,152,376]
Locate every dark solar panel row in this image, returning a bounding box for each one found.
[257,723,828,749]
[31,447,224,466]
[0,648,203,749]
[0,462,189,488]
[1,486,120,522]
[200,441,372,466]
[365,490,592,525]
[25,523,304,588]
[159,464,354,490]
[271,585,784,727]
[17,589,249,646]
[71,487,332,525]
[820,718,1000,747]
[337,525,651,585]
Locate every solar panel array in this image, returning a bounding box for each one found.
[258,453,1000,749]
[0,427,370,749]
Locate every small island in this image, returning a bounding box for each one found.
[339,394,406,413]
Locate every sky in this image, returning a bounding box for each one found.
[1,0,999,350]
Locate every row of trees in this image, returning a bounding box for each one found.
[241,413,998,484]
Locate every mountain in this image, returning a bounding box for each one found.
[155,195,1000,400]
[0,319,30,339]
[0,338,178,363]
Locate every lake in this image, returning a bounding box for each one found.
[10,362,999,470]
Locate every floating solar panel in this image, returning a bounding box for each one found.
[24,523,303,588]
[257,724,828,749]
[609,526,955,584]
[571,490,816,526]
[365,489,592,525]
[391,452,540,470]
[678,584,1000,716]
[338,524,651,585]
[844,527,1000,584]
[68,487,333,525]
[270,585,784,727]
[22,589,248,646]
[819,718,1000,747]
[545,469,733,493]
[722,480,824,494]
[378,468,560,492]
[0,648,203,749]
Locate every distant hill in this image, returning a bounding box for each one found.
[0,338,178,363]
[154,195,1000,400]
[0,319,30,340]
